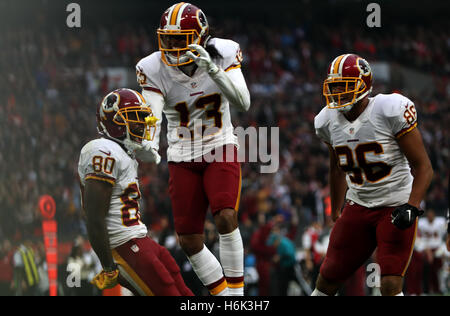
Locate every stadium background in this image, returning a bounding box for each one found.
[0,0,448,295]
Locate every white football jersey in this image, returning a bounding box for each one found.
[78,138,147,249]
[418,217,447,250]
[136,38,242,162]
[315,93,418,208]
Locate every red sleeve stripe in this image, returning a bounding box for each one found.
[207,277,228,296]
[226,276,244,288]
[85,173,115,185]
[224,63,241,72]
[395,122,417,138]
[142,87,164,96]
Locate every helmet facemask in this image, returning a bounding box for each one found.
[158,30,200,66]
[113,107,157,144]
[97,89,159,154]
[157,3,209,67]
[323,77,372,112]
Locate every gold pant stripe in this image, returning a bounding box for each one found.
[401,220,418,277]
[112,249,154,296]
[234,165,242,212]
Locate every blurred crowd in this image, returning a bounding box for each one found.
[0,1,449,295]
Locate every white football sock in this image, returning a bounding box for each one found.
[188,245,228,296]
[219,228,244,296]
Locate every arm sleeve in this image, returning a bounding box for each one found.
[136,60,165,96]
[209,42,250,112]
[385,94,418,138]
[209,66,251,112]
[314,108,332,144]
[141,89,164,151]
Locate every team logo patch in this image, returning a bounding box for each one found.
[136,67,147,86]
[102,92,120,113]
[236,49,243,63]
[357,58,371,76]
[197,10,208,28]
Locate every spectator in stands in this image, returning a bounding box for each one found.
[12,239,39,296]
[250,213,277,296]
[66,236,101,296]
[0,239,14,295]
[267,223,298,295]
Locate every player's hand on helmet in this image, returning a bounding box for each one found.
[134,141,161,164]
[186,44,219,75]
[391,203,424,230]
[91,266,119,290]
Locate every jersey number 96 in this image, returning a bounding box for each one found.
[335,142,392,185]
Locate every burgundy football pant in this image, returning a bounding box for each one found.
[112,237,193,296]
[320,201,417,283]
[168,145,241,235]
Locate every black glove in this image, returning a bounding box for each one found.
[391,203,424,230]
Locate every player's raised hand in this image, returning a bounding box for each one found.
[186,44,219,74]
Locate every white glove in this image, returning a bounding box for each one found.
[134,141,161,164]
[185,44,219,75]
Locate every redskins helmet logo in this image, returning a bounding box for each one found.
[357,58,371,76]
[197,10,208,29]
[101,92,120,113]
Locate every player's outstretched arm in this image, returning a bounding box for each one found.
[134,89,164,164]
[396,128,433,209]
[83,179,116,271]
[327,143,347,222]
[186,44,250,112]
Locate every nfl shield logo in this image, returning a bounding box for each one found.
[131,244,139,253]
[349,128,354,134]
[191,82,197,89]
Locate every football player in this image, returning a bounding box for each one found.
[78,88,193,296]
[134,2,250,296]
[417,209,447,294]
[311,54,433,296]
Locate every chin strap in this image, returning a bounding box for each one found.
[336,87,372,113]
